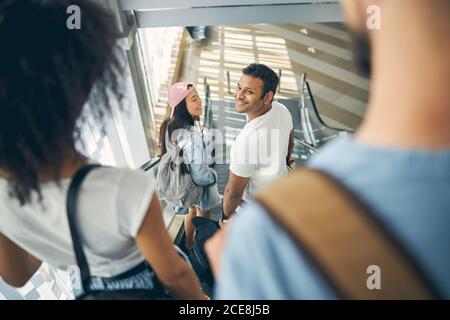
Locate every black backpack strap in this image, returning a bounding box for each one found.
[66,164,102,293]
[256,168,441,299]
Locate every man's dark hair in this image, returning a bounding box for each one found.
[0,0,125,205]
[242,64,279,101]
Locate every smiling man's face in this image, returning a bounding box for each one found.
[234,75,266,114]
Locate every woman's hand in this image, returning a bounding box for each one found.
[0,233,41,287]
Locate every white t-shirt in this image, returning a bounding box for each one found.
[230,101,293,202]
[0,166,155,277]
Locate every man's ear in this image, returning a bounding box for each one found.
[264,91,274,105]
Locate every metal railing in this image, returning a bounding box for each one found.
[203,81,213,129]
[305,79,355,134]
[139,157,161,172]
[295,137,320,153]
[298,73,354,148]
[299,73,318,146]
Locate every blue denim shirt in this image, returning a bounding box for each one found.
[215,137,450,299]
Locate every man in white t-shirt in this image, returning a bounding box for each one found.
[222,64,294,223]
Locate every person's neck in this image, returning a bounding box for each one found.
[355,24,450,150]
[247,103,272,122]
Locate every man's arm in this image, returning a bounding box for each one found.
[223,172,249,218]
[0,233,41,287]
[136,194,206,299]
[286,129,295,165]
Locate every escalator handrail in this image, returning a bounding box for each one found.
[295,137,320,153]
[298,73,318,146]
[203,84,212,129]
[139,157,161,172]
[299,73,307,110]
[305,80,355,134]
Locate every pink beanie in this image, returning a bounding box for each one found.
[168,82,195,109]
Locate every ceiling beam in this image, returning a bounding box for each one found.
[132,2,343,28]
[119,0,338,11]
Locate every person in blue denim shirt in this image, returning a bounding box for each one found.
[159,82,220,250]
[206,0,450,299]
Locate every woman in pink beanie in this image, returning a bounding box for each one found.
[159,82,219,250]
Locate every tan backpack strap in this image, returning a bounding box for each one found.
[256,168,438,299]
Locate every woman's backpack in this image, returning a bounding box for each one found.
[157,138,203,208]
[67,165,174,300]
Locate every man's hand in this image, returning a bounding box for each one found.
[219,217,230,228]
[219,207,231,227]
[287,157,296,171]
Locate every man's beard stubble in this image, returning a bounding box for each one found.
[351,33,372,78]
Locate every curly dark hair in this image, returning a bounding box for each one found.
[0,0,125,205]
[242,63,279,101]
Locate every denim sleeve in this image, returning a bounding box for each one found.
[186,128,217,187]
[214,203,337,300]
[190,164,216,187]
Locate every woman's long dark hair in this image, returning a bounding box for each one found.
[0,0,125,205]
[159,89,196,156]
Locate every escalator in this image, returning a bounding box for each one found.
[154,73,352,215]
[0,74,351,300]
[280,73,353,165]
